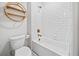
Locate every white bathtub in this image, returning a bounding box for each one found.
[32,36,69,56]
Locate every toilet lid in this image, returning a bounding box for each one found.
[15,46,31,56]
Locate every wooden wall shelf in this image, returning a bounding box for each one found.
[4,2,26,22]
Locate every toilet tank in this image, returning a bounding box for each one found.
[10,34,26,50]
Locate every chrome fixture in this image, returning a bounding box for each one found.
[37,29,42,41]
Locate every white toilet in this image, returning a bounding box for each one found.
[9,34,32,56]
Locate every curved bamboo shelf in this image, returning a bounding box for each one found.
[4,2,26,22]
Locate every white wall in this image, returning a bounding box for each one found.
[0,2,27,56]
[31,2,79,56]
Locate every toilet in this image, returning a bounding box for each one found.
[15,46,31,56]
[9,34,32,56]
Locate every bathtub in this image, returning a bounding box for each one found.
[32,37,69,56]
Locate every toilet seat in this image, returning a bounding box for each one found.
[15,46,31,56]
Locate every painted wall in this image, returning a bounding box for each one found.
[0,2,27,56]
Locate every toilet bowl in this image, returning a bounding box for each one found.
[9,34,31,56]
[15,46,31,56]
